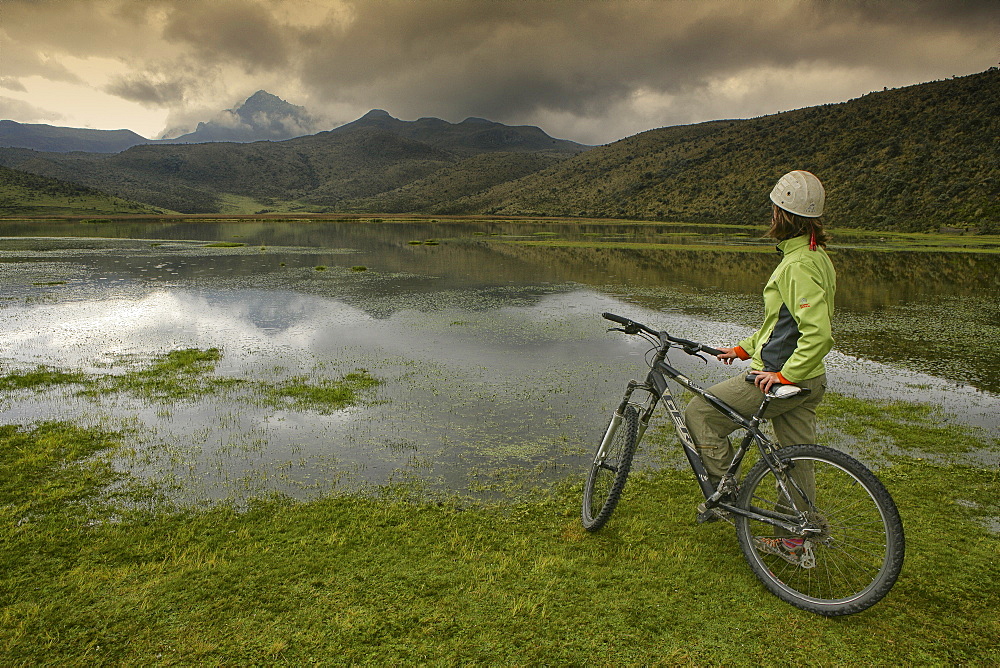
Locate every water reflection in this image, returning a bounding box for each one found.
[3,220,996,390]
[0,221,996,504]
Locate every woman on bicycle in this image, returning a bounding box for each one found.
[684,170,836,498]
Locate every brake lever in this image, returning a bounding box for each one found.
[681,345,709,363]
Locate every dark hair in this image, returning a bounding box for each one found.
[767,205,829,248]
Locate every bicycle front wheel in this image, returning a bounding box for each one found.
[581,405,638,531]
[735,444,905,616]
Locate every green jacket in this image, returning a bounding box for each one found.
[735,235,836,383]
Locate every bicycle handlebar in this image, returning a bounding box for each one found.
[602,311,656,334]
[602,312,725,357]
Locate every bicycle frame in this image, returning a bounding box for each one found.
[589,314,905,616]
[603,332,814,535]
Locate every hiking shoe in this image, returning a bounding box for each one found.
[753,537,815,568]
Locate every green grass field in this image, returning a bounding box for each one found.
[1,405,997,664]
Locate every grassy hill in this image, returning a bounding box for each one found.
[450,69,1000,232]
[0,120,148,154]
[0,113,588,215]
[1,69,996,230]
[340,151,565,213]
[0,165,164,216]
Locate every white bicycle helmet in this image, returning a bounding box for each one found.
[770,170,825,218]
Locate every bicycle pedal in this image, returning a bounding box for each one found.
[696,503,732,525]
[696,509,719,524]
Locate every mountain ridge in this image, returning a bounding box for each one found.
[326,109,588,156]
[161,90,321,144]
[0,120,148,154]
[0,109,588,213]
[1,69,997,231]
[0,92,588,155]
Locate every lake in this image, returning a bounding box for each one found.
[1,217,997,505]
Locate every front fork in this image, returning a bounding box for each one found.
[600,376,715,498]
[594,378,653,463]
[594,412,623,464]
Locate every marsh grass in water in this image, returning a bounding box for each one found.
[81,348,235,402]
[264,371,380,413]
[3,349,381,415]
[0,411,997,665]
[501,239,779,253]
[0,366,88,392]
[487,223,1000,254]
[146,348,221,375]
[819,393,998,456]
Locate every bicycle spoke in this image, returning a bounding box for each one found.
[735,445,904,615]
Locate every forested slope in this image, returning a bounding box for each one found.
[0,113,587,215]
[0,166,160,215]
[448,69,1000,231]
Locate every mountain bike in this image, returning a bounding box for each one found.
[582,312,905,616]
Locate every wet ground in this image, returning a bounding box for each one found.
[1,219,997,504]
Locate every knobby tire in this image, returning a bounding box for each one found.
[734,444,905,616]
[581,405,639,531]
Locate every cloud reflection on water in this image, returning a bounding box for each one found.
[1,245,997,506]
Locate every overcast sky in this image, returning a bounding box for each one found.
[1,0,997,145]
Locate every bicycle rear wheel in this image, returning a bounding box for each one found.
[582,405,639,531]
[734,444,904,616]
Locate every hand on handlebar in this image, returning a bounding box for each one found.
[714,347,741,365]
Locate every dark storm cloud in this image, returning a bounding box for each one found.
[294,1,690,120]
[160,0,292,72]
[287,0,997,126]
[2,0,996,142]
[825,0,1000,26]
[105,74,188,106]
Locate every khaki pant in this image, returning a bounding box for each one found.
[683,373,827,479]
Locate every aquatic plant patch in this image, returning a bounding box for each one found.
[80,348,235,402]
[496,239,778,253]
[263,371,380,413]
[3,349,382,416]
[819,393,998,457]
[0,366,88,393]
